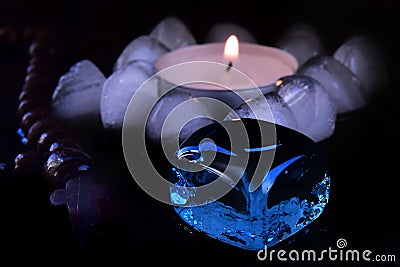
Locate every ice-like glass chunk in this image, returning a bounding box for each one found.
[205,22,256,43]
[101,60,157,130]
[51,59,106,126]
[276,23,325,66]
[224,92,298,132]
[276,75,337,142]
[149,16,196,51]
[114,35,169,72]
[333,34,388,95]
[145,88,216,150]
[296,55,367,114]
[169,119,330,250]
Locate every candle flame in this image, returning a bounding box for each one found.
[224,35,239,62]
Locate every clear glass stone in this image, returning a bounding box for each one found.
[333,34,388,95]
[275,75,337,142]
[224,92,298,132]
[276,23,325,66]
[149,16,196,51]
[101,60,157,130]
[296,55,367,114]
[51,59,106,126]
[113,35,169,72]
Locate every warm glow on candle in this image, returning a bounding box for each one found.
[155,36,298,89]
[224,35,239,63]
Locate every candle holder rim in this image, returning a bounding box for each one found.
[155,42,299,72]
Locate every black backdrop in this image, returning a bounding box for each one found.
[1,0,399,266]
[1,0,398,76]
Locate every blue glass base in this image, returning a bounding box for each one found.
[168,119,331,250]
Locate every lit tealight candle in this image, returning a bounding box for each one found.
[147,34,299,145]
[154,34,298,91]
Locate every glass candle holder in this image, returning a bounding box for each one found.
[167,118,331,250]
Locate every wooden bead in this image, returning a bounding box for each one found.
[27,119,61,146]
[37,129,69,156]
[49,138,81,153]
[44,148,93,189]
[22,25,41,43]
[14,150,42,176]
[28,42,57,58]
[17,99,38,117]
[0,25,20,46]
[20,108,49,134]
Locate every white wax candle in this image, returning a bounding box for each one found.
[154,39,298,90]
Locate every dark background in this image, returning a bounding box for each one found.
[1,0,399,266]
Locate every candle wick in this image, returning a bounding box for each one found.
[226,61,232,72]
